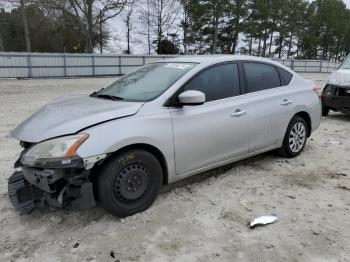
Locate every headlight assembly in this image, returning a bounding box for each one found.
[323,85,332,96]
[20,134,88,167]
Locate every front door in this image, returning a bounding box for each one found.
[170,63,249,175]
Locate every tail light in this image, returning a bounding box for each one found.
[313,86,322,99]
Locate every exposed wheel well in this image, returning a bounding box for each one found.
[99,144,169,185]
[294,111,312,137]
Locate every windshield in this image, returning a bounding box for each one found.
[94,62,196,102]
[339,55,350,70]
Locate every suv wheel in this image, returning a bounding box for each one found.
[96,149,162,217]
[277,116,308,158]
[322,103,330,116]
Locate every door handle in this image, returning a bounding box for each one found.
[281,99,293,106]
[231,109,246,117]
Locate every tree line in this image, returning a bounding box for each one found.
[0,0,349,61]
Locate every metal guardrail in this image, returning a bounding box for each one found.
[0,52,340,78]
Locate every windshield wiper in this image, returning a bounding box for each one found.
[92,94,124,101]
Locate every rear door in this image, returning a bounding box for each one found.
[241,62,294,152]
[169,63,249,175]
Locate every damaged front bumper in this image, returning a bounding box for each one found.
[8,156,104,215]
[322,84,350,114]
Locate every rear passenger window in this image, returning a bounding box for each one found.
[183,63,240,102]
[243,63,281,93]
[278,67,293,85]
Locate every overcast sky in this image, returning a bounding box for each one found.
[345,0,350,7]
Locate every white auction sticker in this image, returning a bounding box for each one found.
[165,63,192,69]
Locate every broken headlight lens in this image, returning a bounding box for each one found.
[20,134,88,167]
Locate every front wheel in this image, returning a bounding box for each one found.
[277,116,308,158]
[322,103,330,116]
[96,149,163,217]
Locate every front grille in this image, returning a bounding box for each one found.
[326,84,350,97]
[337,87,350,97]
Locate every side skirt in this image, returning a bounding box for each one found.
[170,145,279,183]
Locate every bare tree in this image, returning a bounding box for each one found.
[138,0,152,54]
[56,0,129,53]
[123,3,135,54]
[148,0,180,54]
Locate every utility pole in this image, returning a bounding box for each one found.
[20,0,31,52]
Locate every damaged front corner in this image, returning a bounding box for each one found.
[83,154,107,169]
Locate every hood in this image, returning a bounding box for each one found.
[11,95,144,142]
[328,69,350,86]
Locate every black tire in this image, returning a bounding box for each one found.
[322,103,330,116]
[96,149,163,217]
[277,116,308,158]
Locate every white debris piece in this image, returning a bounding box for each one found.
[249,214,278,229]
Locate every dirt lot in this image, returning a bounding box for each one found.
[0,74,349,262]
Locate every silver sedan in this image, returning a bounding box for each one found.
[9,55,321,217]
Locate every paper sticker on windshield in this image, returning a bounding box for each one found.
[165,63,192,69]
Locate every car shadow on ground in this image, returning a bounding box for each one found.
[161,151,275,194]
[325,113,350,121]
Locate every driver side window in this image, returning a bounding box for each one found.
[183,63,240,102]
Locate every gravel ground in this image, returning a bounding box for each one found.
[0,74,349,262]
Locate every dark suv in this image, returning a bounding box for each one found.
[322,55,350,116]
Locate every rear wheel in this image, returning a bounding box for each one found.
[96,149,162,217]
[277,116,308,158]
[322,103,330,116]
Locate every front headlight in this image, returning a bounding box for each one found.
[20,134,88,167]
[323,85,332,96]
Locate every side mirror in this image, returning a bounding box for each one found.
[178,90,206,105]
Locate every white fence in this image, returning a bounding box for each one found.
[0,52,340,78]
[271,58,340,73]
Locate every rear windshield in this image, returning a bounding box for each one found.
[95,62,196,102]
[339,55,350,70]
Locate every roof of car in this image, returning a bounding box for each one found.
[161,55,294,74]
[163,55,277,64]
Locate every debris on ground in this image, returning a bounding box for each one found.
[337,173,347,177]
[330,173,348,179]
[220,208,247,225]
[50,215,63,224]
[239,200,253,212]
[265,244,274,249]
[185,185,192,193]
[336,185,350,191]
[249,214,278,229]
[312,230,321,235]
[286,195,296,199]
[322,140,343,147]
[72,243,79,248]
